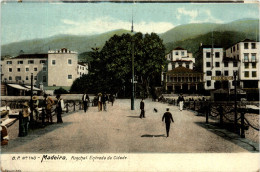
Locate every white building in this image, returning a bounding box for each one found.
[1,48,88,88]
[226,39,259,89]
[166,47,195,71]
[77,62,88,77]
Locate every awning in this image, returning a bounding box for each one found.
[24,85,41,91]
[8,84,30,91]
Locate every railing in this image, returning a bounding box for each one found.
[158,98,259,139]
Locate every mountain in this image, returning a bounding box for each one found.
[160,19,259,44]
[1,19,259,58]
[1,29,131,57]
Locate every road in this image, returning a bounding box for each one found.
[2,99,254,153]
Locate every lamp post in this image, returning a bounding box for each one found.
[30,73,34,124]
[131,14,135,110]
[234,71,238,134]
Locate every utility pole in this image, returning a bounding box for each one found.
[131,11,135,110]
[30,73,34,124]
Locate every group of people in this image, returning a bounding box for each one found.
[19,93,64,137]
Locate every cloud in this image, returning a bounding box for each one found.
[60,17,175,35]
[176,8,223,24]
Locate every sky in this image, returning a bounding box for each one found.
[1,2,259,45]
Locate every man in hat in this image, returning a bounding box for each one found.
[162,107,174,137]
[19,102,31,137]
[82,92,90,113]
[43,94,54,124]
[177,94,184,111]
[32,95,39,121]
[55,94,64,123]
[140,99,145,118]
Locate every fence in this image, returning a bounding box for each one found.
[158,98,259,139]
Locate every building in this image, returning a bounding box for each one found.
[203,39,259,91]
[166,47,195,71]
[226,39,259,89]
[1,48,88,89]
[77,62,88,78]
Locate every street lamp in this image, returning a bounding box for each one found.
[131,13,135,110]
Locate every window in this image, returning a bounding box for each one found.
[40,60,46,64]
[206,62,211,67]
[252,63,256,68]
[252,71,257,77]
[34,68,37,71]
[233,46,235,52]
[244,43,248,49]
[26,68,29,72]
[244,53,249,62]
[68,59,72,64]
[43,76,46,82]
[224,62,228,67]
[251,53,256,62]
[244,63,249,69]
[17,68,21,72]
[178,63,182,67]
[186,64,189,68]
[181,51,185,56]
[215,62,220,67]
[206,71,212,76]
[233,62,238,67]
[207,81,211,87]
[43,67,47,71]
[224,71,229,76]
[237,44,239,50]
[34,76,37,80]
[6,61,12,64]
[206,52,211,58]
[175,52,178,55]
[252,43,256,49]
[18,60,23,64]
[237,55,239,60]
[68,75,72,79]
[26,76,29,80]
[15,76,21,81]
[28,60,34,64]
[9,76,12,81]
[9,68,12,72]
[215,71,221,76]
[244,71,249,78]
[52,60,56,65]
[215,52,220,58]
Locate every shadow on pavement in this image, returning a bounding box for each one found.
[127,116,140,118]
[195,122,259,152]
[141,134,165,137]
[2,122,72,153]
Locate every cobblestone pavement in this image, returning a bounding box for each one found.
[2,99,255,153]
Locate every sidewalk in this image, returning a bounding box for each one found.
[2,99,257,153]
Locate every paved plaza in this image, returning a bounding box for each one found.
[2,99,258,153]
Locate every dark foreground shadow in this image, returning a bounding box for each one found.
[127,116,140,118]
[141,134,165,137]
[195,122,259,152]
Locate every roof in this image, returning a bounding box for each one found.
[7,84,30,91]
[24,85,41,91]
[240,39,257,43]
[173,47,185,50]
[167,67,202,74]
[78,62,87,66]
[201,45,223,49]
[11,54,48,59]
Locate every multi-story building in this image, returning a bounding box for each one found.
[166,47,195,71]
[226,39,259,89]
[1,48,88,88]
[77,62,88,78]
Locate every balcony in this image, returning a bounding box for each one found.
[242,59,258,63]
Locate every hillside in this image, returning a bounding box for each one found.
[160,19,259,44]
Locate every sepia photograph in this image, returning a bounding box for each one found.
[1,0,259,171]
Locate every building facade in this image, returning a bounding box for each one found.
[166,47,195,71]
[1,48,88,88]
[77,62,88,78]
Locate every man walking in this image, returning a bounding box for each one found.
[56,94,64,123]
[162,108,174,137]
[178,94,184,111]
[98,93,102,111]
[140,99,145,118]
[82,93,90,113]
[102,93,108,111]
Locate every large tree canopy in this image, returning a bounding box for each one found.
[70,32,166,97]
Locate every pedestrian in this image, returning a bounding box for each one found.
[43,94,54,124]
[140,99,145,118]
[178,94,184,111]
[56,94,64,123]
[102,93,108,111]
[109,94,115,106]
[82,92,90,113]
[98,93,102,111]
[162,108,174,137]
[32,95,39,121]
[19,102,31,137]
